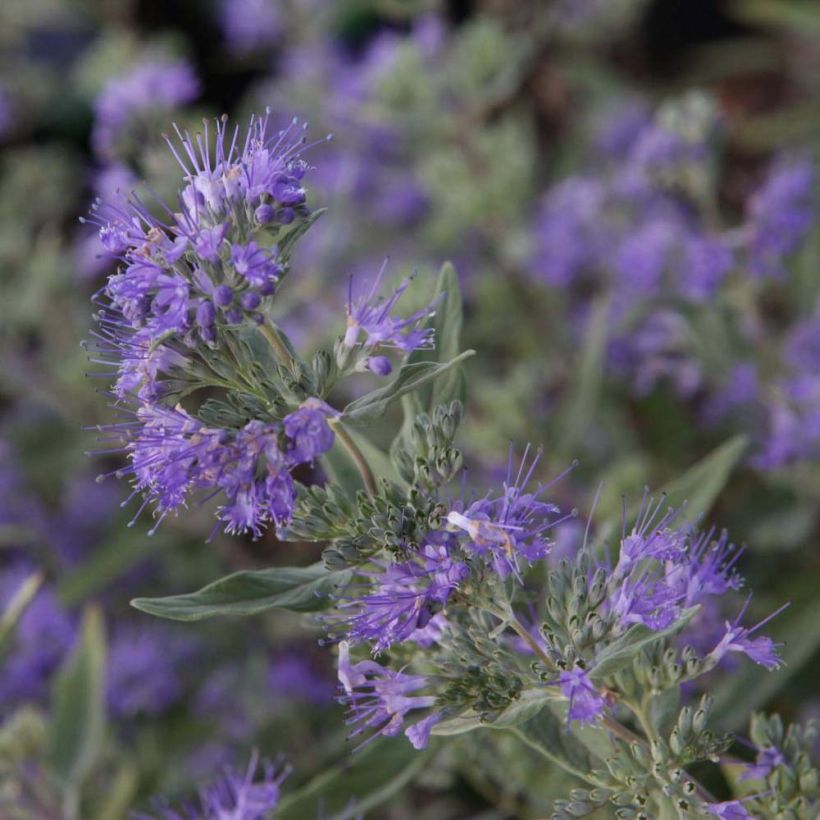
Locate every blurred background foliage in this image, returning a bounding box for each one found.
[1,0,820,816]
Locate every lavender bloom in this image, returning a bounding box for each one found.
[338,542,467,653]
[740,745,786,782]
[218,0,283,56]
[709,600,787,671]
[610,310,702,398]
[104,405,297,537]
[702,363,759,425]
[337,642,439,749]
[343,263,438,354]
[106,623,198,719]
[613,218,677,298]
[446,448,563,578]
[92,59,200,160]
[557,667,605,727]
[678,233,733,301]
[706,801,752,819]
[614,497,686,573]
[530,177,607,286]
[746,155,814,279]
[86,111,317,348]
[136,752,288,819]
[0,567,75,711]
[282,398,335,465]
[268,653,332,705]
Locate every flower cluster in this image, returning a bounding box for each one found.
[92,111,314,344]
[92,58,201,161]
[103,399,336,537]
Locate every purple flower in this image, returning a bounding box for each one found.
[706,801,752,819]
[709,599,788,671]
[615,496,686,573]
[86,112,318,349]
[557,667,605,727]
[610,310,702,398]
[136,751,288,819]
[337,642,439,749]
[282,398,335,465]
[746,155,814,279]
[344,263,438,353]
[92,58,200,160]
[218,0,283,56]
[530,177,607,286]
[446,447,564,578]
[101,405,296,538]
[740,745,785,782]
[230,242,282,291]
[0,566,75,712]
[613,218,677,297]
[107,623,198,719]
[702,362,759,425]
[337,542,467,653]
[678,233,733,301]
[268,653,332,705]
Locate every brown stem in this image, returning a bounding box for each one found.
[328,418,377,497]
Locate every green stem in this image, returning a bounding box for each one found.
[328,418,377,497]
[507,726,604,787]
[260,322,295,370]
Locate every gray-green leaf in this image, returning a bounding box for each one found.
[49,606,107,792]
[131,563,352,621]
[341,350,474,425]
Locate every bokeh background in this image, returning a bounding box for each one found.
[1,0,820,816]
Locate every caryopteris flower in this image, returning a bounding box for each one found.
[343,262,438,355]
[87,111,321,351]
[709,600,788,671]
[557,667,605,727]
[99,403,331,538]
[337,541,467,653]
[337,641,440,749]
[136,751,289,819]
[446,447,566,578]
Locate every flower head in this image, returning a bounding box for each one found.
[557,667,605,727]
[337,642,439,749]
[336,541,467,653]
[97,404,302,538]
[343,262,438,355]
[86,111,320,352]
[282,398,336,465]
[709,599,788,671]
[107,622,199,719]
[746,154,814,279]
[446,447,565,578]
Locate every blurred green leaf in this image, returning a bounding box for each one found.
[0,570,43,658]
[277,736,434,819]
[553,297,610,457]
[656,435,747,521]
[599,435,748,542]
[731,0,820,35]
[49,606,107,803]
[131,563,352,621]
